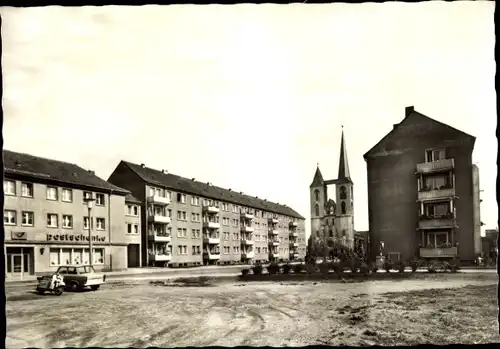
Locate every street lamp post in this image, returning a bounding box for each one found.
[84,197,95,267]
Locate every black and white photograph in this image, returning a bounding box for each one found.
[1,1,498,347]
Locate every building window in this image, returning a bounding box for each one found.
[426,149,446,162]
[96,218,106,230]
[341,202,346,215]
[4,210,16,225]
[127,224,139,234]
[314,189,320,201]
[340,186,347,200]
[62,188,73,202]
[177,193,186,204]
[315,204,319,217]
[62,215,73,228]
[126,205,139,216]
[21,182,34,198]
[22,211,34,226]
[4,180,16,195]
[50,248,104,266]
[191,196,200,206]
[177,228,188,238]
[426,231,449,247]
[83,191,93,202]
[47,214,58,228]
[423,174,450,191]
[83,217,93,229]
[177,211,187,221]
[46,186,58,201]
[96,193,105,206]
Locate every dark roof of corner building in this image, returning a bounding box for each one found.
[121,160,305,220]
[363,106,476,160]
[3,150,129,195]
[125,193,142,204]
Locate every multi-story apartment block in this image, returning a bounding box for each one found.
[3,150,141,280]
[364,106,479,264]
[107,161,306,267]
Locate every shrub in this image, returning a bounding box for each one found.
[410,259,419,273]
[305,263,318,274]
[394,260,406,273]
[241,268,250,276]
[359,262,370,275]
[293,264,304,274]
[252,264,263,275]
[427,260,438,273]
[332,261,343,274]
[319,263,331,275]
[370,262,378,273]
[282,264,292,274]
[267,262,281,275]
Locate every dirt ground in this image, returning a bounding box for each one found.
[6,272,499,347]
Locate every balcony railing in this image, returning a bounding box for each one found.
[241,226,254,233]
[289,231,298,237]
[203,237,220,245]
[203,251,221,260]
[270,252,280,258]
[147,195,171,206]
[418,187,455,201]
[269,241,279,246]
[419,247,458,258]
[416,158,454,174]
[149,253,172,262]
[289,221,298,228]
[268,218,279,225]
[242,251,255,259]
[148,233,171,242]
[148,215,171,224]
[202,205,219,214]
[241,212,254,220]
[269,230,279,235]
[203,221,220,229]
[290,242,299,248]
[418,215,457,229]
[241,239,254,245]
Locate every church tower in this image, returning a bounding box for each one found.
[310,164,326,239]
[334,128,355,247]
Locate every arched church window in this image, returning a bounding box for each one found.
[340,186,347,200]
[314,189,320,201]
[330,206,334,215]
[341,201,346,215]
[315,204,320,216]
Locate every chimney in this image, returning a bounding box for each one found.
[393,123,399,129]
[405,106,414,117]
[255,196,258,199]
[88,170,95,175]
[240,192,243,194]
[228,189,232,191]
[192,178,195,181]
[207,182,210,186]
[140,163,145,168]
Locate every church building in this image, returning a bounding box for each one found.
[309,128,357,250]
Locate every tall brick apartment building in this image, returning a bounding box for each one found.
[107,161,306,267]
[364,106,480,264]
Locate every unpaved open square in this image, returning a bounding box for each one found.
[6,273,499,347]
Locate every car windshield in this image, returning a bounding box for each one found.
[78,266,96,274]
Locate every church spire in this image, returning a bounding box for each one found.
[310,163,324,187]
[337,126,351,181]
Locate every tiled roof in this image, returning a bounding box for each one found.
[3,150,129,195]
[125,193,141,204]
[122,161,305,220]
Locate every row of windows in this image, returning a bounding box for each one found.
[4,180,107,206]
[4,210,105,230]
[49,247,105,266]
[127,224,139,234]
[149,186,298,223]
[314,201,349,216]
[126,205,140,216]
[148,244,306,256]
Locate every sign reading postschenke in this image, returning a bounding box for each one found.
[47,233,106,242]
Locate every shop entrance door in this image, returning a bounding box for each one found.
[6,247,31,280]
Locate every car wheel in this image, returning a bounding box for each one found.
[55,287,64,296]
[37,289,45,295]
[90,285,100,291]
[69,282,80,292]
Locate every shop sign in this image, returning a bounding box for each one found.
[47,233,106,242]
[11,231,27,240]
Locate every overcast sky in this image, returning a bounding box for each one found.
[1,3,496,238]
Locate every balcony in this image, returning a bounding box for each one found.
[148,233,171,242]
[148,215,171,224]
[203,251,220,260]
[203,221,220,229]
[289,231,298,238]
[290,242,299,248]
[202,205,219,214]
[241,212,254,220]
[419,247,458,258]
[416,158,455,174]
[149,253,172,262]
[241,239,254,246]
[418,216,457,229]
[270,252,280,259]
[241,226,254,233]
[418,187,455,201]
[289,221,298,228]
[269,241,279,247]
[147,195,171,206]
[203,237,220,245]
[242,251,255,259]
[290,252,300,258]
[268,218,279,225]
[269,230,279,236]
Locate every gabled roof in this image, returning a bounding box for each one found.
[120,161,305,220]
[337,128,351,181]
[3,150,129,195]
[125,193,142,204]
[363,106,476,159]
[310,165,324,187]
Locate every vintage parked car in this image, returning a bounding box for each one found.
[56,265,106,291]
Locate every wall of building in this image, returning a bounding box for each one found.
[310,185,326,237]
[472,165,482,256]
[366,117,476,262]
[4,179,130,274]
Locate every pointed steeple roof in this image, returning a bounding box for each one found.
[310,163,324,187]
[337,127,352,182]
